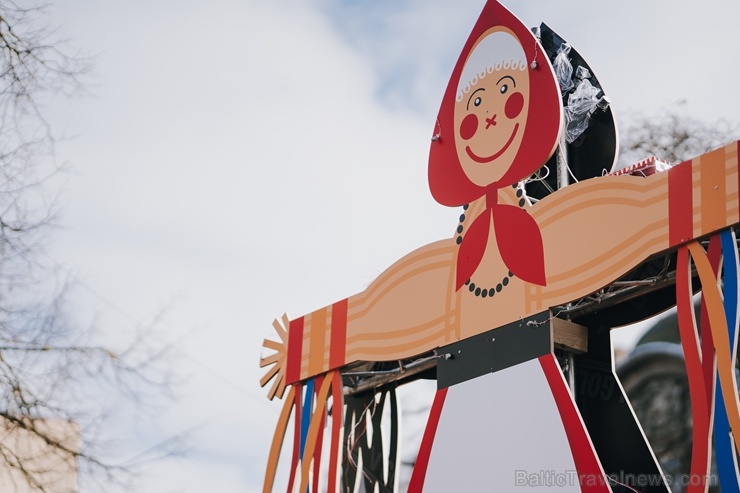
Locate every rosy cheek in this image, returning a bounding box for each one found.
[505,92,524,119]
[459,114,478,141]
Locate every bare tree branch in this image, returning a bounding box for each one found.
[0,3,179,492]
[619,101,740,166]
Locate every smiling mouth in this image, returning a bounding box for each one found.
[465,123,520,163]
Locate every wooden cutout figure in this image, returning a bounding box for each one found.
[260,1,740,491]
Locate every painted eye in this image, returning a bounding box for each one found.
[500,84,508,95]
[474,96,482,107]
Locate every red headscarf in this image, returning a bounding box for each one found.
[428,0,562,290]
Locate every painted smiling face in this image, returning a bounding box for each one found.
[454,28,530,187]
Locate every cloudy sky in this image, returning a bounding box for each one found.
[37,1,740,491]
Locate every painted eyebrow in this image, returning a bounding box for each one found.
[466,88,485,110]
[496,75,516,87]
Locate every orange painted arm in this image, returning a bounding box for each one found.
[260,239,458,394]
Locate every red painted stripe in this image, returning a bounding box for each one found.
[539,355,610,492]
[286,317,304,385]
[701,236,722,410]
[329,299,348,370]
[408,387,448,493]
[326,372,343,493]
[676,246,711,493]
[668,160,694,246]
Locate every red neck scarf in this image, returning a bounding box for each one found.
[455,185,545,291]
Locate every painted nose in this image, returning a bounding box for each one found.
[485,115,497,129]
